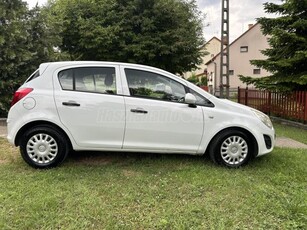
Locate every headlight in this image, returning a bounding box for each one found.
[251,109,273,129]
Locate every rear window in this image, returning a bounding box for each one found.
[25,69,40,83]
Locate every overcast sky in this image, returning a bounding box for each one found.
[197,0,281,42]
[25,0,281,42]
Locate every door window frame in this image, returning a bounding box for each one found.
[121,67,190,104]
[53,64,123,95]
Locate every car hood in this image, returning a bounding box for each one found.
[215,98,254,116]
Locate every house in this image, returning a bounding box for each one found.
[183,37,221,79]
[206,23,270,95]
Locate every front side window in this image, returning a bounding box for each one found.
[125,69,186,102]
[58,67,116,94]
[189,89,214,107]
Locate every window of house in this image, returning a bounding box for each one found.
[240,46,248,53]
[125,68,186,103]
[229,70,234,75]
[253,69,261,75]
[58,67,116,94]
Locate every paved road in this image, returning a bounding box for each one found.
[0,125,307,149]
[275,137,307,149]
[0,126,6,138]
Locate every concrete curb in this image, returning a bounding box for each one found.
[271,116,307,130]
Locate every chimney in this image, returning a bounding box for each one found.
[248,24,254,30]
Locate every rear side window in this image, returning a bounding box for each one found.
[58,67,116,94]
[25,69,40,83]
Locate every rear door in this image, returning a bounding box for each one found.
[53,64,125,149]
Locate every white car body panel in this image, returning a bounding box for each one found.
[123,96,204,153]
[7,61,275,160]
[52,64,126,148]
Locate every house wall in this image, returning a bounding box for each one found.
[183,37,221,79]
[207,23,270,93]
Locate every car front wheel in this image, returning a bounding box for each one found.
[209,130,253,168]
[20,126,69,168]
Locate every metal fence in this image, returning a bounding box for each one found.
[238,87,307,124]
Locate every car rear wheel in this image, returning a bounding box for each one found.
[20,126,69,168]
[209,130,253,168]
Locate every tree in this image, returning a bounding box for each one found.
[26,4,70,69]
[49,0,205,74]
[0,0,31,116]
[240,0,307,91]
[0,1,66,116]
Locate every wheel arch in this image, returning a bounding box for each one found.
[15,120,73,150]
[207,127,259,158]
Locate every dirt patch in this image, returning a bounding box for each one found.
[0,159,8,164]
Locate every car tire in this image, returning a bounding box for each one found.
[19,125,70,168]
[209,130,253,168]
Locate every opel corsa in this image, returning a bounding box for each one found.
[7,61,275,168]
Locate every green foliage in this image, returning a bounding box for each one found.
[187,73,198,84]
[200,76,207,86]
[0,0,30,116]
[187,73,207,86]
[240,0,307,91]
[0,1,69,117]
[49,0,205,74]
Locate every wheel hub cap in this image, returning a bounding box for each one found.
[26,133,58,164]
[231,146,238,153]
[220,135,248,165]
[38,145,46,152]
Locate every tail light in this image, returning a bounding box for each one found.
[11,88,33,107]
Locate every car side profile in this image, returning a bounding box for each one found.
[7,61,275,168]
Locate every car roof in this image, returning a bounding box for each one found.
[40,61,169,75]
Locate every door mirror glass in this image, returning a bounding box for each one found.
[184,93,196,105]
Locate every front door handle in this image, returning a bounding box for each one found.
[130,108,148,114]
[62,101,80,107]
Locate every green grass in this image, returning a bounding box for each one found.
[273,122,307,145]
[0,137,306,229]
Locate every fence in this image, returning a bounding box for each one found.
[238,87,307,124]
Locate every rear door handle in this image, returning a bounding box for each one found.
[62,101,80,107]
[130,108,148,114]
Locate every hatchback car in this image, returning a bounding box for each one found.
[7,61,275,168]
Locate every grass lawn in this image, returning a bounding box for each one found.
[0,124,307,229]
[273,122,307,145]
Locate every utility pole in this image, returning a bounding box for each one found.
[219,0,230,98]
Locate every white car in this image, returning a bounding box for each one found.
[7,61,275,168]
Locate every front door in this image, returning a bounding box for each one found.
[122,68,204,153]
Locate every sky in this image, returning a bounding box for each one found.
[25,0,281,42]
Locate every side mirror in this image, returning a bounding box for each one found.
[184,93,196,106]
